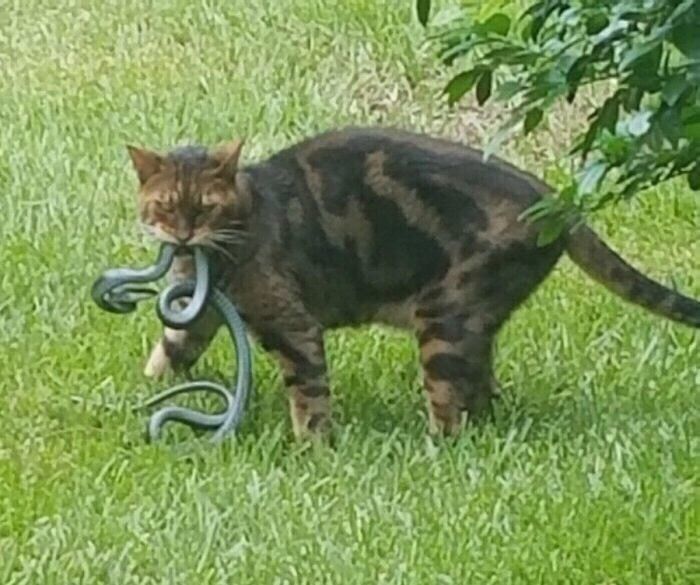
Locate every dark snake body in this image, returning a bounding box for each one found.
[91,244,252,443]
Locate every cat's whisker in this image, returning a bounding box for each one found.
[215,222,246,231]
[211,235,245,243]
[202,240,236,262]
[210,235,246,246]
[139,224,157,238]
[210,231,249,244]
[189,228,246,255]
[211,229,248,239]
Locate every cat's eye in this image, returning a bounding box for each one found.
[201,193,222,209]
[195,205,214,224]
[157,200,175,213]
[193,209,212,227]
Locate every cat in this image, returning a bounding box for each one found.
[127,127,700,440]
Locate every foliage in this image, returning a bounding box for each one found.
[419,0,700,240]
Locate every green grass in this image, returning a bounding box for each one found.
[1,1,698,583]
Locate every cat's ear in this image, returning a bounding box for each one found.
[210,140,244,178]
[126,146,165,185]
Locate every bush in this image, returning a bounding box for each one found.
[418,0,700,242]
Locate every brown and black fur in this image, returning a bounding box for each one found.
[129,127,700,440]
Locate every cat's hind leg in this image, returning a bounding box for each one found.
[415,304,497,436]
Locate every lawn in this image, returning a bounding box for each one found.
[0,1,698,583]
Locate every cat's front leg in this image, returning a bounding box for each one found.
[258,324,331,441]
[144,253,221,377]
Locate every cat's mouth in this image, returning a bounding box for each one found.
[141,224,206,246]
[141,224,181,245]
[141,223,248,262]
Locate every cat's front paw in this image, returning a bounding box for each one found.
[144,341,171,378]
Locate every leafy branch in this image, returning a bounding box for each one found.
[418,0,700,242]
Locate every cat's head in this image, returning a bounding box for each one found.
[127,141,250,251]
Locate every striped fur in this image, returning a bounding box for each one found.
[129,127,699,439]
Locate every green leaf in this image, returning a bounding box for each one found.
[681,105,700,125]
[593,19,627,48]
[558,184,578,205]
[524,108,544,134]
[620,40,662,71]
[658,107,682,145]
[629,68,661,93]
[572,118,600,157]
[597,96,620,132]
[661,76,687,106]
[444,69,482,105]
[682,122,700,140]
[598,130,630,162]
[520,18,534,42]
[648,125,665,151]
[579,161,607,194]
[527,0,561,41]
[497,80,522,100]
[585,13,609,35]
[566,55,591,86]
[520,198,556,222]
[668,0,696,22]
[627,111,653,137]
[481,13,511,36]
[416,0,431,27]
[439,38,480,66]
[688,162,700,190]
[476,0,511,21]
[426,0,700,214]
[536,218,564,246]
[671,21,700,59]
[438,36,496,66]
[476,70,493,105]
[623,87,643,112]
[481,46,523,61]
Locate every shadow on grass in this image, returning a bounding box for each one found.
[81,356,636,467]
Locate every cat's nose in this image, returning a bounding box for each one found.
[175,228,193,243]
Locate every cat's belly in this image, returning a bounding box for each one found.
[371,300,417,329]
[304,289,419,331]
[296,265,424,330]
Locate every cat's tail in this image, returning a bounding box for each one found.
[565,225,700,328]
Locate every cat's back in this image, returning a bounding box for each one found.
[274,126,551,207]
[244,127,559,327]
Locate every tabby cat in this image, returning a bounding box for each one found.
[127,127,700,440]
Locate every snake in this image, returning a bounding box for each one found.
[90,243,252,443]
